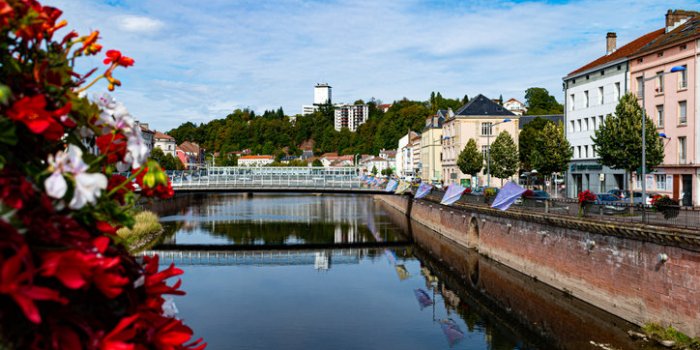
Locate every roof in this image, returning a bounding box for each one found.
[454,94,515,117]
[154,131,175,141]
[239,155,274,160]
[567,28,665,77]
[178,141,200,154]
[139,125,154,134]
[320,152,338,158]
[634,15,700,56]
[518,115,564,129]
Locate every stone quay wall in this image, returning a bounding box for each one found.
[376,194,700,337]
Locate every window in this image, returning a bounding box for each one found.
[635,173,642,189]
[584,118,589,131]
[656,71,664,93]
[577,146,581,159]
[599,115,604,127]
[679,101,687,124]
[614,82,620,100]
[584,90,589,107]
[656,105,664,128]
[481,145,489,160]
[598,86,604,105]
[569,94,575,111]
[592,116,597,130]
[636,76,643,96]
[656,175,666,190]
[679,65,688,89]
[481,122,493,136]
[569,121,575,133]
[577,119,582,132]
[584,145,589,158]
[679,137,687,164]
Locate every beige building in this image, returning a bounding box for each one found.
[419,110,448,183]
[442,94,519,187]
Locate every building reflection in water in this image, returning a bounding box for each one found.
[153,193,404,246]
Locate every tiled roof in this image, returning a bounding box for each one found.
[239,155,274,160]
[178,141,200,154]
[154,131,175,141]
[634,15,700,56]
[567,28,665,76]
[454,94,515,117]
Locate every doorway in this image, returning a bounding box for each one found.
[682,175,693,206]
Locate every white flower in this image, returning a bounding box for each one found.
[46,144,107,209]
[93,93,150,170]
[69,172,107,209]
[44,171,67,199]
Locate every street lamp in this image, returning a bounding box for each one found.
[639,66,686,212]
[486,118,511,188]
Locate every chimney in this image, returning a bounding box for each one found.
[666,9,700,32]
[606,32,617,55]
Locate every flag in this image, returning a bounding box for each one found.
[385,179,398,192]
[395,181,411,194]
[440,184,465,205]
[414,183,433,199]
[491,181,527,211]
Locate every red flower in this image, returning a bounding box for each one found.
[577,190,597,204]
[6,95,71,140]
[0,172,35,209]
[96,221,119,235]
[79,30,102,55]
[100,314,138,350]
[0,246,67,324]
[107,174,135,204]
[143,255,185,298]
[103,50,134,67]
[15,2,65,41]
[0,0,14,28]
[40,237,128,298]
[96,132,128,164]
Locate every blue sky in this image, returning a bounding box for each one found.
[47,0,696,131]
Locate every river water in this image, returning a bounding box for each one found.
[148,194,655,350]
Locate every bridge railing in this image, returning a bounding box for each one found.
[168,166,366,190]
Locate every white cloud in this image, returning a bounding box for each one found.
[117,15,164,33]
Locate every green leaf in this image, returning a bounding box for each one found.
[0,120,17,145]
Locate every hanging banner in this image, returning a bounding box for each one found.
[414,183,433,199]
[440,184,466,205]
[395,181,411,194]
[385,179,398,192]
[491,181,527,211]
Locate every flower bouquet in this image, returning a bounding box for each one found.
[651,195,680,220]
[577,190,597,217]
[0,1,203,348]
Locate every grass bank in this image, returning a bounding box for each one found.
[116,211,164,253]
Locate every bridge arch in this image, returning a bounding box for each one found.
[467,217,480,249]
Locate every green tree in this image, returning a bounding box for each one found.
[457,138,483,184]
[381,167,394,176]
[519,117,555,170]
[524,87,563,115]
[312,159,323,167]
[593,93,664,205]
[530,122,572,182]
[371,165,378,175]
[489,131,519,186]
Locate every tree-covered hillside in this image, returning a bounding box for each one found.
[167,93,463,156]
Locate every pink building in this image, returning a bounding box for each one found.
[629,10,699,206]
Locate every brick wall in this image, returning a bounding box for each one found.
[378,195,700,337]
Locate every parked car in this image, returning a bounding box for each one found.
[608,189,630,199]
[526,190,550,200]
[595,193,628,215]
[595,193,622,204]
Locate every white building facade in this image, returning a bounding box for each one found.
[563,30,661,197]
[302,83,332,115]
[238,155,274,167]
[334,104,369,131]
[154,131,176,157]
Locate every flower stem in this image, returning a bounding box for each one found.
[75,73,105,94]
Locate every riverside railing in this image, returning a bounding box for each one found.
[420,189,700,230]
[168,166,363,190]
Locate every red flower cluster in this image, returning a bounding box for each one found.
[135,164,174,200]
[96,132,128,164]
[522,189,534,198]
[0,1,199,348]
[577,190,597,204]
[107,174,135,205]
[6,95,71,141]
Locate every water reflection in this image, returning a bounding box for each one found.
[146,194,653,350]
[152,193,406,245]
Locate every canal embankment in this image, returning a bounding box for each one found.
[376,194,700,338]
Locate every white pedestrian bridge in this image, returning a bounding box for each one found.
[169,166,390,194]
